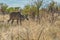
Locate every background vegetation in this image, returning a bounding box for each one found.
[0,0,60,40]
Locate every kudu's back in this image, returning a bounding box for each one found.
[10,12,21,20]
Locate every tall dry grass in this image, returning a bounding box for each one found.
[0,14,60,40]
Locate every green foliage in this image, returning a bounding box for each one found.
[35,0,43,9]
[48,1,58,12]
[34,0,43,15]
[7,7,15,13]
[22,0,43,16]
[33,0,43,19]
[14,7,20,11]
[0,0,59,15]
[6,7,20,13]
[0,3,8,12]
[22,4,31,15]
[31,5,37,12]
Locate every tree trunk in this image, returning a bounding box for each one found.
[51,12,54,24]
[37,8,40,24]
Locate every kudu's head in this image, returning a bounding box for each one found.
[25,14,29,20]
[20,14,29,21]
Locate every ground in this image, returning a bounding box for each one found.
[0,14,60,40]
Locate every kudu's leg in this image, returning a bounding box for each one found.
[17,19,19,24]
[8,18,11,23]
[11,19,14,24]
[20,19,22,25]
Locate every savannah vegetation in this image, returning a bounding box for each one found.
[0,0,60,40]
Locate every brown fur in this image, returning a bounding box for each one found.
[8,12,29,25]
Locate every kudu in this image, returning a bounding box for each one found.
[8,12,29,25]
